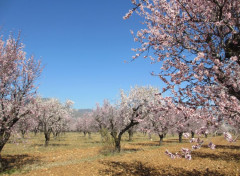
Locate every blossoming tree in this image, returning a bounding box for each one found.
[76,112,95,138]
[0,34,42,167]
[125,0,239,133]
[104,86,159,152]
[35,98,73,146]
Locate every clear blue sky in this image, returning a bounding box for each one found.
[0,0,164,109]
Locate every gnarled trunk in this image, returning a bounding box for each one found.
[114,137,121,152]
[44,132,51,146]
[0,131,11,171]
[179,132,183,143]
[111,132,122,153]
[191,131,195,138]
[21,130,26,139]
[159,134,164,146]
[0,131,11,153]
[0,154,3,171]
[128,130,134,141]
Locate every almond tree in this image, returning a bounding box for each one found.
[92,100,112,138]
[14,112,38,139]
[106,86,159,152]
[35,98,73,146]
[148,96,196,143]
[146,98,176,145]
[127,125,138,141]
[125,0,240,132]
[76,113,95,138]
[0,34,42,168]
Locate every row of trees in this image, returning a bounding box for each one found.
[0,0,239,168]
[0,35,42,169]
[75,86,237,153]
[124,0,239,131]
[122,0,239,159]
[0,35,74,171]
[13,98,74,146]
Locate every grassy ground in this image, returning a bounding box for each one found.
[1,132,240,176]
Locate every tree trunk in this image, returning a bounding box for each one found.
[0,131,11,153]
[0,143,5,170]
[0,131,11,171]
[128,130,133,141]
[21,130,26,139]
[88,132,92,139]
[53,132,57,139]
[179,132,183,143]
[44,132,51,146]
[159,134,164,146]
[205,133,208,138]
[0,154,3,172]
[111,132,122,152]
[114,137,121,152]
[83,132,86,137]
[191,131,195,138]
[148,133,152,140]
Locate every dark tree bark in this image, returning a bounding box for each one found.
[114,136,121,153]
[179,132,183,143]
[159,134,164,146]
[191,131,195,138]
[111,120,139,152]
[0,154,2,171]
[44,132,51,146]
[34,129,38,136]
[0,131,11,153]
[21,130,26,139]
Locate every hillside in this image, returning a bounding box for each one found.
[71,109,92,118]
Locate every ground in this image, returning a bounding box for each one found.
[1,132,240,176]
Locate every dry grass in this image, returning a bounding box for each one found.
[1,132,240,176]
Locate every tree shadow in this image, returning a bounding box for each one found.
[98,147,142,156]
[164,139,189,144]
[130,142,159,147]
[192,151,240,162]
[84,141,102,144]
[31,143,69,147]
[202,144,240,150]
[131,139,188,146]
[1,154,40,173]
[99,161,225,176]
[122,148,143,153]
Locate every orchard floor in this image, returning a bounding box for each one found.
[1,132,240,176]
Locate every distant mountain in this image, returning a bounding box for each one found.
[72,109,92,118]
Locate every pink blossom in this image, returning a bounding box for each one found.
[208,142,216,150]
[223,132,233,142]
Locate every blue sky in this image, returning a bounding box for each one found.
[0,0,164,109]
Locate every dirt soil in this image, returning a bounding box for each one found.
[1,134,240,176]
